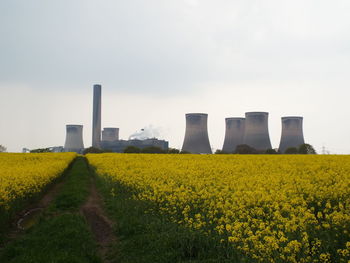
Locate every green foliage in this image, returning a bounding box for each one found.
[283,144,317,155]
[215,149,227,154]
[83,147,112,155]
[0,145,6,153]
[30,148,52,153]
[50,157,90,211]
[298,143,317,154]
[0,157,101,262]
[0,214,101,263]
[93,175,234,263]
[235,144,258,154]
[284,147,299,154]
[123,146,141,153]
[265,149,278,154]
[141,146,166,154]
[167,148,180,154]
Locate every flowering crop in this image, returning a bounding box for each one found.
[0,153,76,210]
[87,154,350,262]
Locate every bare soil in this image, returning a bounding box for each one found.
[81,179,116,262]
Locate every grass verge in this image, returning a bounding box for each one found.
[0,156,101,263]
[0,159,75,244]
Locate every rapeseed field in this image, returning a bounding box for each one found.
[88,154,350,263]
[0,153,76,210]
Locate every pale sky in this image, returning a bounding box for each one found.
[1,0,350,153]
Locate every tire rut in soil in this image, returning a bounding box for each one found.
[1,179,66,247]
[81,178,116,262]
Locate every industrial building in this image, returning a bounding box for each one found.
[278,117,305,153]
[222,118,245,153]
[182,113,212,154]
[63,84,169,153]
[101,138,169,153]
[62,84,307,154]
[92,84,102,148]
[243,112,272,151]
[64,125,84,153]
[102,128,119,142]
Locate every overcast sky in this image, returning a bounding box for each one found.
[1,0,350,153]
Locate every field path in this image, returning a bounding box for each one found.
[5,177,66,243]
[81,177,117,263]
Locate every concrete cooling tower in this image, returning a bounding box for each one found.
[278,117,305,153]
[64,125,84,153]
[181,113,212,154]
[222,118,245,153]
[102,128,119,142]
[92,84,102,148]
[243,112,272,150]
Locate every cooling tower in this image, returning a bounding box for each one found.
[243,112,272,150]
[278,117,305,153]
[222,118,245,153]
[181,113,212,154]
[102,128,119,142]
[92,84,102,148]
[64,125,84,153]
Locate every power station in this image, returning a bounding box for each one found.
[222,118,245,153]
[64,84,168,153]
[102,128,119,142]
[92,84,102,148]
[243,112,272,151]
[278,117,305,153]
[181,113,212,154]
[64,125,84,153]
[62,84,307,154]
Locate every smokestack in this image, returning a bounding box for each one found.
[243,112,272,150]
[92,84,102,148]
[278,116,305,153]
[102,128,119,142]
[181,113,212,154]
[64,125,84,153]
[222,118,245,153]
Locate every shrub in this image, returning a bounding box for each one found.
[285,147,299,154]
[235,144,257,154]
[124,146,141,153]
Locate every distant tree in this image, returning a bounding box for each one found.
[124,146,141,153]
[167,148,180,154]
[265,149,278,154]
[215,149,227,154]
[83,147,112,154]
[0,145,6,152]
[179,150,190,154]
[141,146,165,154]
[30,148,52,153]
[298,144,317,154]
[234,144,257,154]
[284,147,299,154]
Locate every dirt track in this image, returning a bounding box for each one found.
[81,179,116,262]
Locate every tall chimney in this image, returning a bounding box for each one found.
[92,84,102,148]
[278,117,304,153]
[243,112,272,151]
[181,113,212,154]
[222,117,245,153]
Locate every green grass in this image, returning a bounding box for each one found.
[0,214,100,263]
[49,156,90,212]
[0,157,101,263]
[0,159,75,244]
[93,173,241,263]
